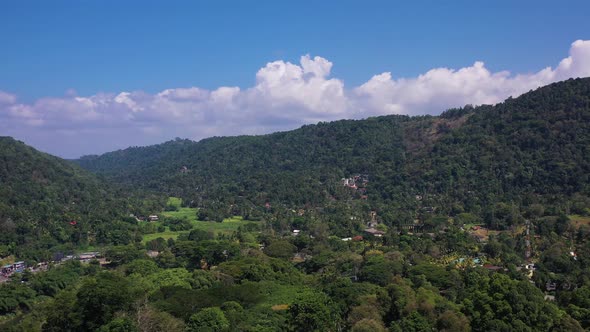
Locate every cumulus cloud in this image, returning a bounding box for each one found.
[0,91,17,105]
[1,41,590,157]
[355,40,590,115]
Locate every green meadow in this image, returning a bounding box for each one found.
[142,197,257,243]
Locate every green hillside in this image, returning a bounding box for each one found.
[2,78,590,332]
[0,138,158,260]
[76,78,590,232]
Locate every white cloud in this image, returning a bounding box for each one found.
[250,55,347,119]
[554,40,590,79]
[0,91,17,105]
[1,40,589,157]
[355,40,590,116]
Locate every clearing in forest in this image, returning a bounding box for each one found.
[142,197,256,243]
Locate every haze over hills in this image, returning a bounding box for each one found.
[75,78,590,230]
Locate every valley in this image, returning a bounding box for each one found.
[1,78,590,331]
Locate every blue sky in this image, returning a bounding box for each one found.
[1,1,589,157]
[2,0,588,99]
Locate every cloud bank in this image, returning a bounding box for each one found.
[1,40,590,158]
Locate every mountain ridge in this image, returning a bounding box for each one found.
[72,77,590,230]
[0,137,157,258]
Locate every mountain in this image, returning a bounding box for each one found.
[3,80,590,332]
[0,138,145,259]
[76,78,590,230]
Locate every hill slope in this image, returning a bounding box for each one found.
[76,78,590,229]
[0,138,141,258]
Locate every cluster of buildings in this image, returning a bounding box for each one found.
[55,251,101,263]
[0,252,104,283]
[130,213,160,222]
[341,174,369,189]
[1,261,25,278]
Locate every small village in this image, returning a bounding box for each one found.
[0,252,104,284]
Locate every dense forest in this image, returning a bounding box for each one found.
[0,137,165,260]
[1,78,590,331]
[77,78,590,232]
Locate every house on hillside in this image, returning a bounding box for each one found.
[521,263,536,278]
[364,228,385,237]
[147,250,160,258]
[79,252,100,262]
[292,252,311,263]
[1,261,25,277]
[483,264,503,272]
[1,264,12,276]
[472,233,487,243]
[148,215,159,222]
[370,211,377,222]
[421,206,435,213]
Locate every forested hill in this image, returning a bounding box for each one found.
[76,78,590,226]
[0,138,148,258]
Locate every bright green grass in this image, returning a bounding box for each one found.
[142,198,257,243]
[141,197,257,243]
[141,218,254,244]
[142,230,183,243]
[166,197,182,208]
[192,216,255,234]
[162,207,198,222]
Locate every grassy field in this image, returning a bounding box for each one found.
[569,214,590,229]
[142,230,184,243]
[161,196,197,221]
[253,281,316,311]
[141,197,257,243]
[162,206,198,222]
[192,216,252,234]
